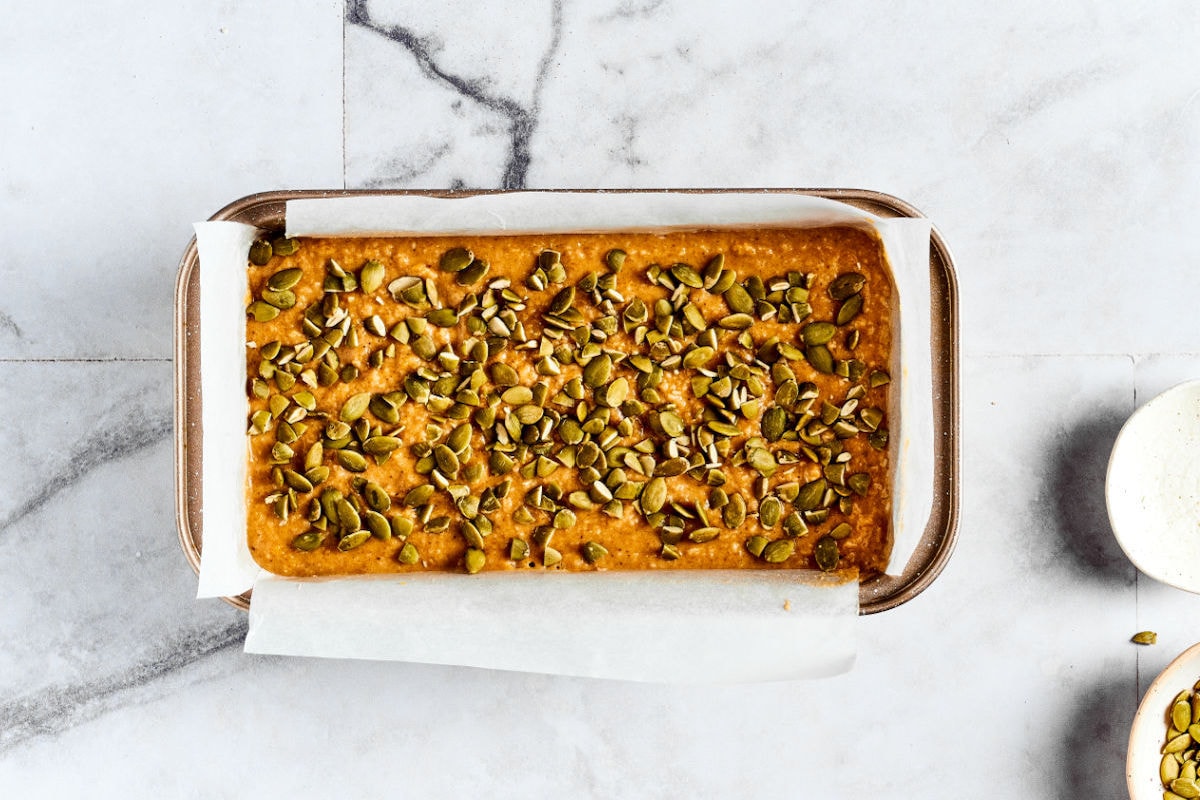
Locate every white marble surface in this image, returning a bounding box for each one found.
[3,1,1200,797]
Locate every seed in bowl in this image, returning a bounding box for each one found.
[1161,684,1200,797]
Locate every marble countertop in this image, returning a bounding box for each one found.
[4,1,1199,796]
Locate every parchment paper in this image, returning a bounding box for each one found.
[194,192,934,682]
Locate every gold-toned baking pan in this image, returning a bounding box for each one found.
[173,189,959,614]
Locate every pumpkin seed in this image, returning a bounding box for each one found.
[761,539,794,563]
[759,496,782,528]
[828,272,865,301]
[262,288,296,309]
[1172,778,1200,798]
[247,301,279,322]
[270,442,294,463]
[363,481,390,512]
[805,345,834,374]
[782,512,807,538]
[389,515,414,539]
[682,346,714,369]
[363,510,391,540]
[340,393,372,423]
[543,546,563,568]
[291,531,325,551]
[397,542,420,564]
[762,406,787,442]
[249,410,272,435]
[724,283,754,314]
[334,498,359,530]
[502,386,534,406]
[710,269,736,294]
[583,354,613,387]
[489,450,514,475]
[490,363,519,387]
[404,484,435,507]
[642,478,668,514]
[510,538,530,560]
[440,247,474,273]
[1177,702,1195,734]
[428,308,458,327]
[814,536,839,571]
[282,469,313,493]
[747,447,777,478]
[338,530,371,551]
[796,478,826,511]
[354,259,384,293]
[457,259,489,286]
[582,541,609,564]
[715,313,752,331]
[549,285,575,314]
[671,263,703,288]
[267,267,303,291]
[598,377,629,408]
[801,322,837,345]
[605,249,626,273]
[659,411,685,438]
[363,436,401,456]
[836,293,863,326]
[1164,754,1183,785]
[434,444,460,476]
[722,493,747,527]
[461,521,485,549]
[271,237,299,257]
[249,240,273,266]
[425,516,451,533]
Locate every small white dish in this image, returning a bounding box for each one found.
[1128,641,1200,799]
[1107,379,1200,593]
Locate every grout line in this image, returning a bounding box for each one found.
[966,352,1200,359]
[1130,374,1141,701]
[0,358,172,364]
[342,0,348,190]
[1135,570,1141,701]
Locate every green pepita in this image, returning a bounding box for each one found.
[828,272,865,301]
[814,536,839,571]
[761,539,794,563]
[582,541,608,564]
[398,542,420,565]
[439,247,474,273]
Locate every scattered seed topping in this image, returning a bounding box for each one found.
[246,231,892,575]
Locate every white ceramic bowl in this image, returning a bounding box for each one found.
[1129,641,1200,798]
[1107,379,1200,593]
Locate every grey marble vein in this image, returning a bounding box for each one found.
[0,404,171,536]
[610,114,647,170]
[976,61,1121,146]
[360,141,454,189]
[0,619,247,755]
[595,0,665,23]
[0,310,21,340]
[346,0,563,188]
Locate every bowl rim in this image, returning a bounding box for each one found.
[1105,377,1200,594]
[1128,639,1200,798]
